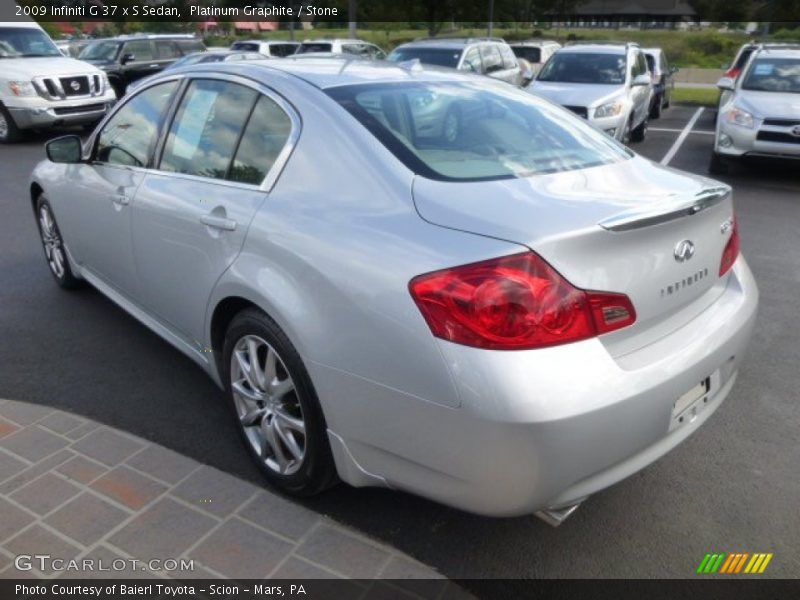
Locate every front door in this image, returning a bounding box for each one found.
[56,80,179,296]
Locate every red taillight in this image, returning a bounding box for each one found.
[719,217,740,276]
[725,67,741,79]
[409,252,636,350]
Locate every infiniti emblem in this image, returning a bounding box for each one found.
[674,240,695,262]
[70,80,80,92]
[791,125,800,137]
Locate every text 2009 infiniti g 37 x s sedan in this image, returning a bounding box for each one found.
[30,58,757,522]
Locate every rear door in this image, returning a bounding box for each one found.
[120,40,160,87]
[129,76,296,346]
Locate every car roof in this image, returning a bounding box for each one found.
[509,40,560,47]
[642,47,663,55]
[300,38,367,44]
[557,44,628,55]
[753,46,800,59]
[0,21,43,29]
[172,57,482,89]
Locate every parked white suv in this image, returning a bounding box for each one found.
[0,21,116,143]
[528,42,653,144]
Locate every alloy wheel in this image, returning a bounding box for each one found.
[39,205,66,279]
[230,335,306,476]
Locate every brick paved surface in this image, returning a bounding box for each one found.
[0,399,466,598]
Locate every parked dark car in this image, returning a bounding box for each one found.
[643,47,677,118]
[79,34,206,97]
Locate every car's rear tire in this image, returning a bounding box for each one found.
[630,115,648,143]
[0,103,23,144]
[223,308,337,497]
[709,151,730,175]
[650,95,662,119]
[35,195,82,289]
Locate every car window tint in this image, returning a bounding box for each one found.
[123,40,154,61]
[231,42,260,52]
[230,96,293,185]
[512,46,541,64]
[499,45,517,70]
[329,81,631,182]
[95,81,178,167]
[156,41,180,59]
[160,79,258,180]
[480,45,503,72]
[645,54,656,73]
[461,47,482,73]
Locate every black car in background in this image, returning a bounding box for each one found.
[79,34,206,97]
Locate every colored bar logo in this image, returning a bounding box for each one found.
[697,552,773,574]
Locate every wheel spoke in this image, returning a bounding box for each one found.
[247,338,267,390]
[264,419,289,472]
[270,378,294,401]
[264,347,277,382]
[232,379,261,402]
[275,407,305,434]
[53,249,64,274]
[234,349,259,392]
[239,403,266,426]
[275,422,303,461]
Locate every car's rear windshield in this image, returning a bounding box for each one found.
[327,81,631,182]
[231,42,259,52]
[298,42,332,53]
[741,57,800,93]
[511,46,541,64]
[80,40,121,61]
[537,52,626,84]
[387,47,462,69]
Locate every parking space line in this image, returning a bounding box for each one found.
[650,127,715,135]
[660,107,705,166]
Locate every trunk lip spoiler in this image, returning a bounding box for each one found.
[598,187,731,232]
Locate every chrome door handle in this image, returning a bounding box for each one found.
[111,194,130,206]
[200,214,237,231]
[149,64,159,68]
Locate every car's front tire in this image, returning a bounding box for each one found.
[223,308,337,497]
[709,151,731,175]
[630,114,648,143]
[35,195,82,289]
[0,103,23,144]
[650,94,663,119]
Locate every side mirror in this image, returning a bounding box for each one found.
[121,53,135,65]
[46,135,83,164]
[716,76,735,91]
[632,73,651,86]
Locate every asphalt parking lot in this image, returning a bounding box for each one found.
[1,104,798,582]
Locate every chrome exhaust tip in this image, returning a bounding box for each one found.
[535,502,581,527]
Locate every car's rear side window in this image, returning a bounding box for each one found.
[95,81,178,167]
[328,81,631,182]
[160,79,258,180]
[232,42,259,53]
[230,96,293,185]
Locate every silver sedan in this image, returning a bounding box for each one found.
[30,58,758,522]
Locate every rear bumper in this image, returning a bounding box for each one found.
[322,257,758,517]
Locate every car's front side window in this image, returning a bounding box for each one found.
[95,81,179,168]
[159,79,259,181]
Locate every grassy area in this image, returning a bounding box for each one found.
[671,87,720,106]
[203,25,752,68]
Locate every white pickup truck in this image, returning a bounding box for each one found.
[0,21,116,143]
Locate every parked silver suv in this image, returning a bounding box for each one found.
[528,42,653,144]
[388,38,521,85]
[0,21,116,143]
[711,44,800,174]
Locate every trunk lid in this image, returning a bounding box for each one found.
[412,156,735,351]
